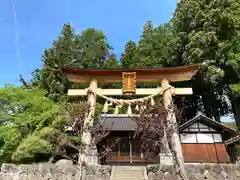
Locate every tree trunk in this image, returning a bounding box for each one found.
[230,97,240,131]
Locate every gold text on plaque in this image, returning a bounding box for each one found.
[122,72,136,95]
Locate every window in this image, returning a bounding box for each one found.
[182,122,218,133]
[180,133,223,143]
[182,128,189,132]
[213,134,222,143]
[198,123,209,128]
[189,123,199,132]
[209,128,216,132]
[196,133,214,143]
[180,134,197,143]
[189,128,199,132]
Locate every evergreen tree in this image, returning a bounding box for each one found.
[134,21,155,68]
[104,54,120,69]
[33,24,114,102]
[32,24,76,102]
[130,22,176,69]
[74,28,113,69]
[120,40,137,68]
[172,0,240,121]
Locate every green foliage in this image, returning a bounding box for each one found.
[74,28,113,69]
[104,54,120,69]
[132,22,176,68]
[120,40,138,68]
[0,86,61,163]
[231,84,240,96]
[171,0,240,120]
[0,86,105,164]
[0,126,22,163]
[12,135,52,162]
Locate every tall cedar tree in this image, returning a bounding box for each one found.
[172,0,240,122]
[120,40,138,68]
[32,24,115,102]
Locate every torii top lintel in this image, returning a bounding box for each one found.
[63,64,201,83]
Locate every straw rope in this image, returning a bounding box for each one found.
[87,86,174,105]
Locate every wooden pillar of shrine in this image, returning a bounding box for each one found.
[161,78,187,178]
[79,79,98,164]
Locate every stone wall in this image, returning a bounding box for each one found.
[1,160,240,180]
[0,160,111,180]
[147,163,240,180]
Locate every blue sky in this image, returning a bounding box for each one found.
[0,0,177,87]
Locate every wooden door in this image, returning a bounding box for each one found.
[131,138,142,162]
[105,132,157,164]
[106,136,119,162]
[119,136,130,161]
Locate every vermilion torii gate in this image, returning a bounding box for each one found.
[63,64,200,174]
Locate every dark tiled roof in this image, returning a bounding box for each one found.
[100,114,137,131]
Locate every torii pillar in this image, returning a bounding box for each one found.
[162,78,187,178]
[80,79,98,164]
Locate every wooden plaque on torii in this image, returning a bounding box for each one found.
[122,72,136,95]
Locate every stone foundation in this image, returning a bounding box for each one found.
[147,163,240,180]
[1,160,240,180]
[0,160,111,180]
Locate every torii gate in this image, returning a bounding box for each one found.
[63,64,200,169]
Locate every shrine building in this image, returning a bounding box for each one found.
[63,65,240,165]
[97,113,238,164]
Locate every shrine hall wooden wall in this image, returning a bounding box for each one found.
[182,144,230,163]
[180,121,230,163]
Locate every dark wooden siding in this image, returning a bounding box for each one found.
[182,144,230,163]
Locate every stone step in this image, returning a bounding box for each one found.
[112,171,143,174]
[114,171,144,174]
[112,174,144,177]
[111,179,145,180]
[113,166,145,169]
[111,177,145,180]
[114,169,145,172]
[113,173,144,176]
[111,179,146,180]
[111,176,145,179]
[110,166,148,180]
[113,172,143,174]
